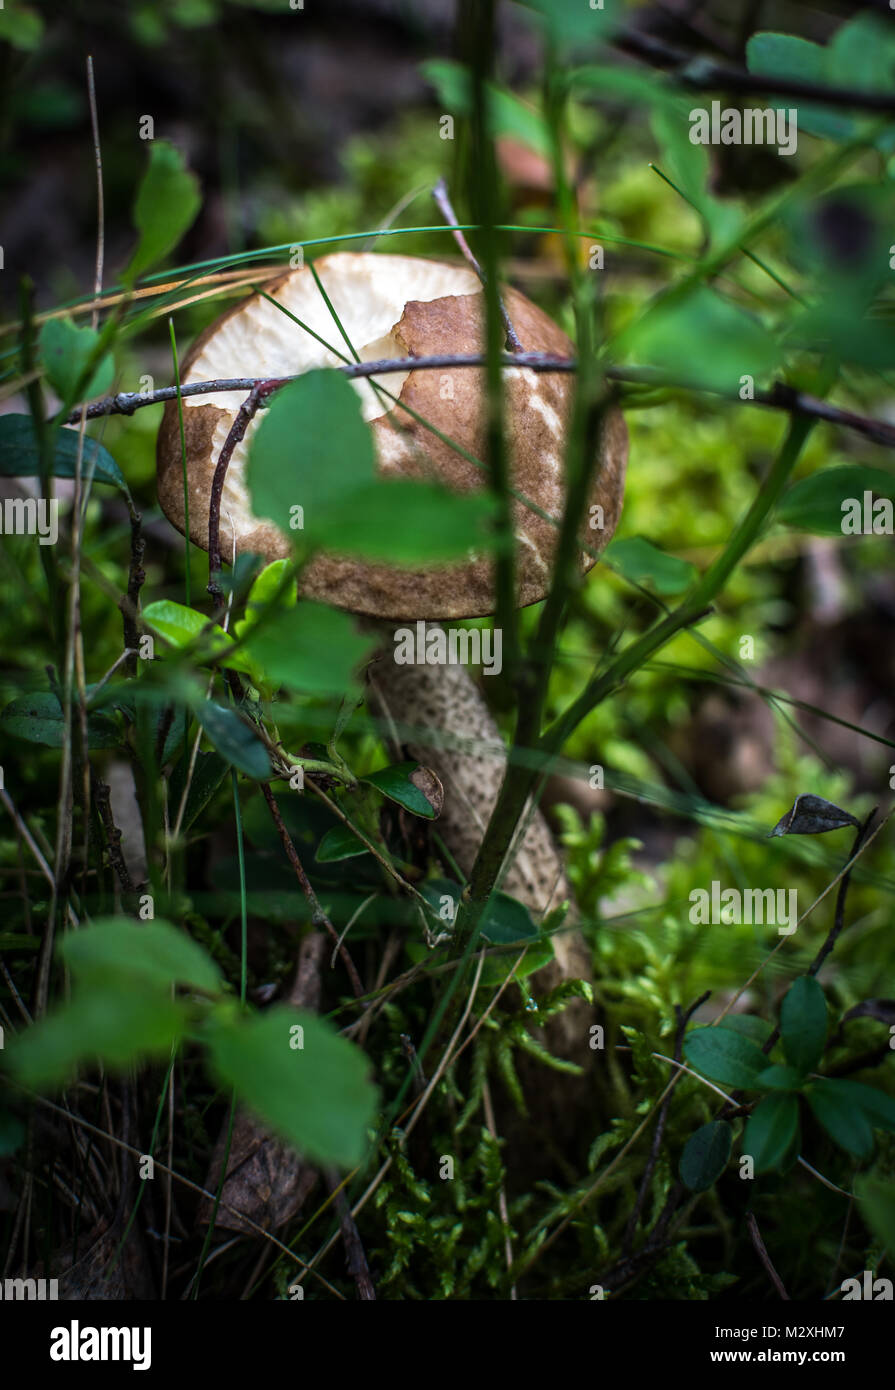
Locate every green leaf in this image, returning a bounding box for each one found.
[0,6,44,50]
[769,792,860,836]
[8,989,187,1089]
[362,761,443,820]
[743,1093,801,1174]
[315,824,370,863]
[60,917,222,996]
[241,559,296,618]
[755,1064,806,1092]
[317,481,497,564]
[247,370,375,537]
[204,1005,377,1166]
[126,140,201,282]
[244,600,372,696]
[806,1077,874,1158]
[420,59,550,155]
[679,1120,733,1192]
[619,287,780,393]
[142,599,252,670]
[855,1175,895,1252]
[779,467,895,537]
[1,691,120,749]
[517,0,614,45]
[0,416,132,499]
[746,32,850,143]
[748,18,895,148]
[480,892,539,945]
[780,976,827,1074]
[605,537,697,596]
[683,1026,769,1088]
[0,1110,25,1156]
[40,318,113,405]
[717,1015,774,1046]
[830,1080,895,1136]
[195,702,271,780]
[167,749,230,832]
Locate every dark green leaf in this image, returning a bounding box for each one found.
[168,749,230,832]
[204,1005,377,1166]
[755,1064,806,1092]
[362,761,444,820]
[834,1081,895,1136]
[856,1175,895,1252]
[717,1015,774,1046]
[315,824,370,863]
[743,1093,801,1173]
[480,892,539,945]
[807,1077,874,1158]
[126,141,201,281]
[0,1110,25,1156]
[683,1026,769,1088]
[1,691,120,749]
[769,793,859,837]
[679,1120,733,1192]
[60,917,222,996]
[779,467,895,538]
[0,415,131,499]
[195,702,271,780]
[780,976,827,1073]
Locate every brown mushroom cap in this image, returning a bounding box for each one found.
[157,252,627,620]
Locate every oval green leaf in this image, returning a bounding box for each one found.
[743,1092,801,1173]
[679,1120,733,1192]
[683,1026,769,1088]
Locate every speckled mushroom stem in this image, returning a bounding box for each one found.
[365,621,593,1062]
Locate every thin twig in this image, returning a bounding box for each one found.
[260,782,365,998]
[64,360,895,451]
[432,179,523,352]
[614,26,895,115]
[746,1211,790,1300]
[207,381,279,601]
[92,775,136,896]
[324,1168,376,1300]
[622,990,710,1254]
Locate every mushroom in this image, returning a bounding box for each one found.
[156,252,627,1060]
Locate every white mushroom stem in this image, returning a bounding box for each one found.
[366,622,592,1060]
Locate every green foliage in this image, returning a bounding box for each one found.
[4,0,895,1304]
[362,762,442,819]
[0,416,132,501]
[779,466,895,536]
[679,1121,733,1192]
[40,318,113,404]
[125,140,201,282]
[205,1005,377,1165]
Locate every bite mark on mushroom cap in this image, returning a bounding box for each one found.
[156,252,627,620]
